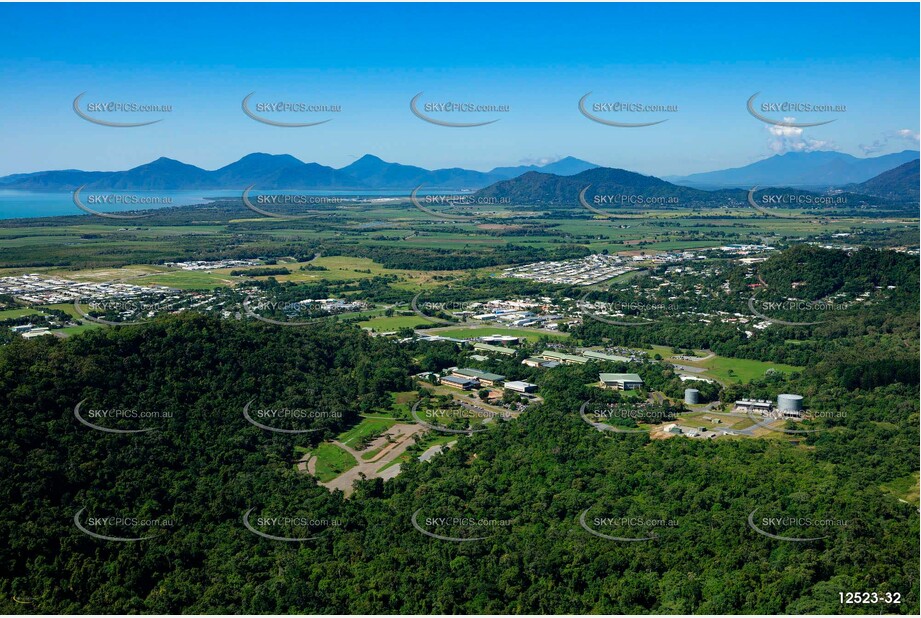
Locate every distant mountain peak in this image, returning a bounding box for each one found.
[236,152,303,163]
[0,153,599,192]
[352,154,386,164]
[671,149,921,190]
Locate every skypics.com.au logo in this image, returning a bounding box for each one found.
[73,92,171,127]
[242,508,343,542]
[241,185,348,218]
[242,93,340,127]
[73,399,171,434]
[579,507,677,542]
[72,186,159,219]
[243,399,341,434]
[747,92,845,128]
[579,92,677,127]
[747,506,848,542]
[74,507,174,542]
[411,401,495,435]
[409,186,511,221]
[410,508,513,542]
[73,298,157,326]
[410,92,509,127]
[747,187,846,219]
[577,290,677,327]
[748,296,852,327]
[242,297,324,327]
[579,401,676,435]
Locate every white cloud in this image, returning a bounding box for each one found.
[766,119,833,154]
[859,129,920,155]
[518,155,563,166]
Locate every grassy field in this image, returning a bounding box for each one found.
[336,417,398,448]
[0,307,42,320]
[309,442,356,483]
[698,356,802,384]
[359,315,430,331]
[424,325,568,342]
[646,345,803,384]
[229,256,463,291]
[131,270,237,290]
[881,472,920,505]
[57,323,105,336]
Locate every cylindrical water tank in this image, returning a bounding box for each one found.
[777,393,803,413]
[684,388,700,404]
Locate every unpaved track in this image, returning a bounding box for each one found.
[319,424,425,496]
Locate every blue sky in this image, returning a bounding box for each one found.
[0,2,918,177]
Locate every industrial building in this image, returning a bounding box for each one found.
[522,357,560,368]
[478,334,520,345]
[451,368,506,386]
[473,342,516,356]
[540,351,588,365]
[504,381,538,394]
[734,399,773,414]
[440,375,478,390]
[599,373,644,391]
[580,350,631,363]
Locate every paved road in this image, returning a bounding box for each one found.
[419,440,458,462]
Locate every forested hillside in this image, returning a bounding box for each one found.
[0,313,917,613]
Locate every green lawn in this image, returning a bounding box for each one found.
[359,315,430,331]
[0,307,42,320]
[46,303,85,319]
[57,323,105,336]
[336,417,397,448]
[135,270,236,290]
[653,346,802,384]
[424,325,568,343]
[310,442,357,483]
[701,356,802,384]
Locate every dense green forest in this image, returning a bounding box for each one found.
[0,310,917,613]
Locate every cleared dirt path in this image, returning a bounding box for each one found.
[319,423,425,497]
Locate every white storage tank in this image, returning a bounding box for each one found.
[777,393,803,413]
[684,388,700,405]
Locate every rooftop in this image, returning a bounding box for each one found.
[599,373,643,383]
[541,350,587,363]
[440,375,478,386]
[473,342,517,355]
[504,380,537,389]
[453,367,507,381]
[581,350,632,362]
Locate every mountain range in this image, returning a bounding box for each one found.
[474,167,746,207]
[473,162,917,210]
[1,152,916,210]
[0,154,599,192]
[666,150,920,189]
[847,159,920,203]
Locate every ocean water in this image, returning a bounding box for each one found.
[0,189,455,220]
